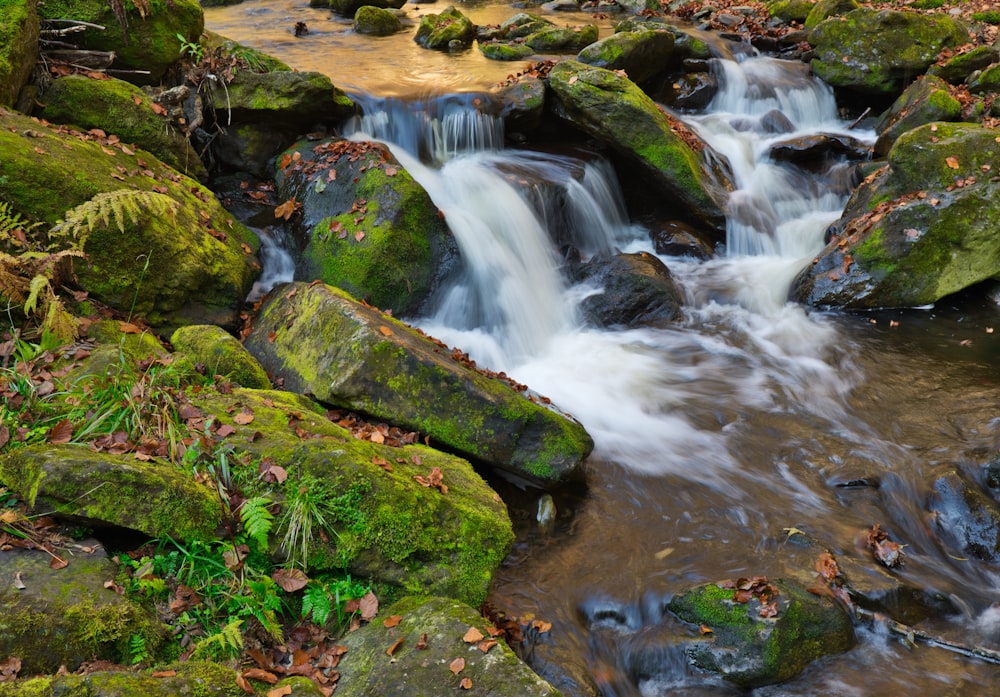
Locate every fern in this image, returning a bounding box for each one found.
[239,496,274,552]
[50,189,179,246]
[301,584,332,626]
[191,618,244,661]
[127,633,150,665]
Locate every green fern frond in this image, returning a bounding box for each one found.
[191,618,244,660]
[239,496,274,551]
[50,190,179,245]
[24,275,50,316]
[301,584,332,626]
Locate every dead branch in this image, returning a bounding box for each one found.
[855,607,1000,666]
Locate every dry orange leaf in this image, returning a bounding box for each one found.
[233,411,255,425]
[383,614,402,628]
[151,670,177,678]
[463,627,484,643]
[946,156,960,169]
[386,637,404,656]
[242,668,278,684]
[275,198,297,220]
[459,677,473,689]
[267,686,293,697]
[449,657,465,674]
[378,326,393,337]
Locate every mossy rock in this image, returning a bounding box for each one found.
[0,662,320,696]
[275,138,454,316]
[0,544,168,674]
[873,74,962,156]
[498,12,553,39]
[524,24,598,52]
[493,75,546,132]
[0,109,260,333]
[170,324,270,388]
[39,75,207,181]
[414,5,475,50]
[335,596,562,696]
[576,29,674,85]
[243,282,594,486]
[808,9,968,95]
[209,70,355,129]
[36,0,204,84]
[0,444,224,539]
[0,0,39,107]
[354,5,402,35]
[188,388,514,605]
[791,122,1000,309]
[668,579,854,688]
[968,63,1000,95]
[201,30,292,72]
[331,0,404,18]
[927,45,1000,85]
[767,0,815,23]
[479,41,535,61]
[546,60,724,231]
[802,0,857,29]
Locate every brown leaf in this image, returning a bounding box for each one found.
[354,230,365,242]
[119,321,142,334]
[459,677,473,689]
[531,619,552,634]
[233,411,255,425]
[47,419,73,444]
[275,198,297,221]
[568,75,579,85]
[235,673,254,694]
[267,685,293,697]
[216,424,237,438]
[384,166,398,177]
[272,567,308,592]
[150,102,168,116]
[815,552,839,583]
[945,156,960,170]
[416,632,429,649]
[359,590,378,621]
[449,657,465,675]
[49,555,69,569]
[242,668,278,684]
[151,670,177,678]
[132,94,143,106]
[378,326,393,337]
[383,614,402,628]
[386,637,404,656]
[463,627,484,643]
[477,639,497,653]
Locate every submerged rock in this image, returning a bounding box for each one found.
[546,60,724,231]
[808,9,968,96]
[335,596,561,696]
[791,122,1000,309]
[244,281,594,486]
[573,252,684,328]
[927,468,1000,562]
[667,578,854,688]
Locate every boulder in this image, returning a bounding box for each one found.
[808,9,968,96]
[667,578,854,688]
[546,60,724,231]
[0,0,39,107]
[927,468,1000,562]
[243,281,594,485]
[927,45,1000,85]
[335,596,561,697]
[188,388,514,605]
[767,0,815,24]
[802,0,857,30]
[274,138,456,316]
[791,122,1000,309]
[0,109,260,332]
[968,63,1000,95]
[498,12,554,39]
[331,0,404,18]
[0,444,224,539]
[414,6,475,50]
[649,219,714,259]
[353,5,402,35]
[170,324,270,388]
[36,0,204,84]
[573,252,684,328]
[873,75,962,156]
[576,29,675,85]
[0,543,167,674]
[480,41,536,61]
[768,132,871,166]
[39,75,207,181]
[524,24,598,52]
[494,76,546,133]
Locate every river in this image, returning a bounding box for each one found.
[206,1,1000,693]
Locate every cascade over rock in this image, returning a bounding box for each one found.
[808,9,968,96]
[791,122,1000,309]
[244,281,594,486]
[275,137,457,316]
[546,60,725,231]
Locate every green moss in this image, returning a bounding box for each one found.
[525,24,598,52]
[479,41,535,60]
[0,0,39,107]
[414,5,475,49]
[972,10,1000,23]
[170,325,270,388]
[354,5,402,35]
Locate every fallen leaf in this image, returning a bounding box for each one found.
[242,668,278,684]
[235,673,254,694]
[463,627,484,643]
[477,639,497,653]
[267,686,293,697]
[151,670,177,678]
[354,230,365,242]
[568,75,579,85]
[47,419,73,444]
[49,556,68,570]
[233,411,255,425]
[272,567,308,592]
[150,102,167,116]
[274,198,297,221]
[385,166,398,176]
[386,637,404,656]
[531,619,552,633]
[383,614,402,628]
[416,633,429,649]
[946,156,960,169]
[13,571,26,590]
[449,657,465,674]
[216,424,237,438]
[459,677,473,689]
[359,590,379,621]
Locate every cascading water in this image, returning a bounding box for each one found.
[207,2,1000,691]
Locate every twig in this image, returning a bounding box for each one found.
[44,19,106,29]
[855,606,1000,666]
[847,107,871,130]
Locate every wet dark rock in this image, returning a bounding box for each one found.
[768,133,871,165]
[760,108,795,134]
[927,468,1000,562]
[660,72,719,111]
[576,29,675,85]
[495,75,546,133]
[649,220,715,259]
[927,45,1000,85]
[573,252,684,328]
[873,75,962,156]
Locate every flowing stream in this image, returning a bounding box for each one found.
[208,2,1000,693]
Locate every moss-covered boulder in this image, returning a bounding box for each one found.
[414,6,475,50]
[873,74,962,156]
[0,0,39,107]
[497,12,552,40]
[767,0,815,24]
[668,578,854,688]
[573,251,683,328]
[927,45,1000,85]
[0,544,167,674]
[330,0,404,18]
[791,122,1000,309]
[802,0,857,30]
[335,596,562,696]
[0,109,260,332]
[494,75,546,133]
[0,444,224,539]
[968,63,1000,95]
[808,9,968,96]
[244,282,593,486]
[36,0,204,84]
[0,662,320,696]
[576,29,675,85]
[274,138,455,315]
[546,60,724,231]
[354,5,402,35]
[39,75,207,181]
[480,41,535,61]
[524,24,598,52]
[188,388,514,605]
[170,324,270,388]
